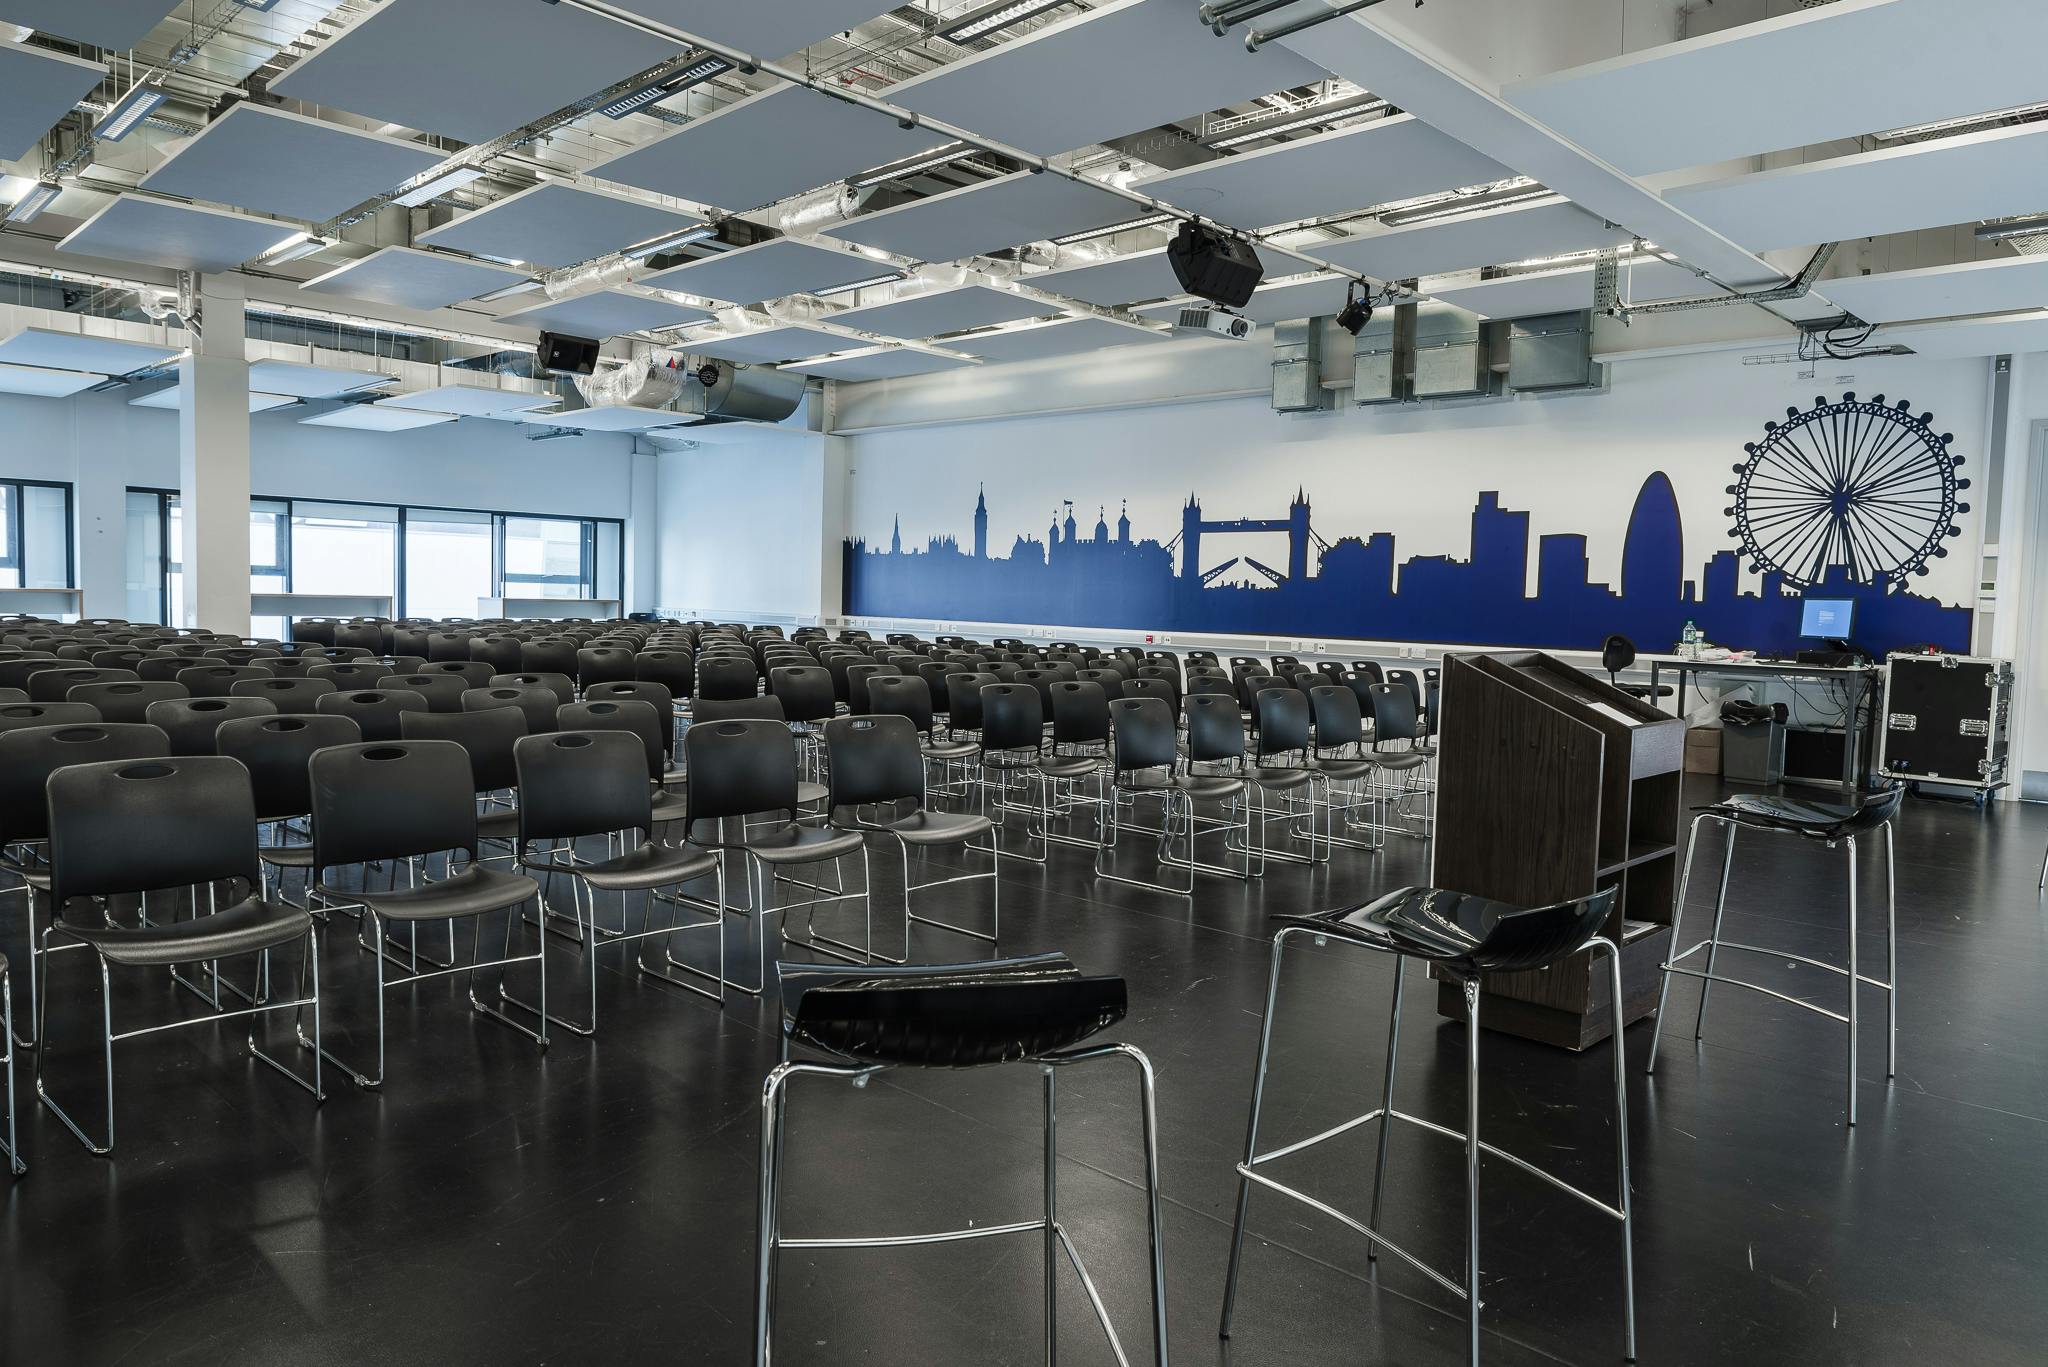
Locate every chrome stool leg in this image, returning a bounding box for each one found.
[1694,822,1737,1041]
[1,959,19,1176]
[1845,835,1859,1127]
[1463,979,1482,1367]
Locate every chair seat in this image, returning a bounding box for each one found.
[1311,757,1376,782]
[1278,884,1615,980]
[319,865,537,921]
[734,823,866,866]
[877,809,994,848]
[477,808,521,841]
[1708,787,1903,841]
[922,739,981,761]
[777,952,1127,1068]
[56,896,312,967]
[1248,765,1315,791]
[0,850,49,892]
[1038,755,1100,781]
[551,841,719,892]
[798,781,830,807]
[259,843,315,869]
[1371,749,1431,771]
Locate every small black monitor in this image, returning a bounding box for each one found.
[1798,597,1856,639]
[536,331,601,376]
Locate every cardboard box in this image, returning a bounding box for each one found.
[1683,726,1722,775]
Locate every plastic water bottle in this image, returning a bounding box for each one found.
[1682,620,1699,659]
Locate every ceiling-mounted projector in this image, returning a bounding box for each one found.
[1174,307,1252,340]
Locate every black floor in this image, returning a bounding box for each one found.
[4,777,2045,1366]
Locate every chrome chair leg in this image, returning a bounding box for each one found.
[1464,978,1482,1367]
[1884,822,1898,1079]
[1,960,19,1176]
[1694,822,1736,1040]
[1367,956,1404,1261]
[1646,812,1713,1076]
[1846,834,1859,1128]
[1220,925,1297,1339]
[1044,1065,1058,1366]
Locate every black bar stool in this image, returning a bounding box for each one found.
[1221,885,1635,1366]
[1647,783,1903,1126]
[757,953,1166,1367]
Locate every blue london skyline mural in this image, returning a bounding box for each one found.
[841,472,1971,656]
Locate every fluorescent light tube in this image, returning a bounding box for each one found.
[937,0,1069,43]
[1050,213,1172,246]
[813,272,908,298]
[391,166,485,208]
[97,82,169,142]
[1203,94,1389,149]
[599,54,732,118]
[5,181,62,224]
[847,142,977,189]
[1380,187,1554,228]
[623,223,718,259]
[476,277,545,302]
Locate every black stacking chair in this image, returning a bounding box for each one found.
[867,675,980,800]
[308,662,387,690]
[680,719,868,992]
[1223,886,1635,1362]
[177,664,273,698]
[1307,684,1382,852]
[697,655,759,703]
[845,663,902,716]
[415,659,494,691]
[1094,696,1222,899]
[511,731,724,1030]
[576,647,637,690]
[520,639,579,676]
[379,673,467,713]
[1601,634,1674,701]
[1246,687,1327,864]
[1367,683,1433,835]
[36,754,325,1155]
[557,700,687,818]
[758,954,1166,1365]
[492,671,576,704]
[1647,783,1904,1126]
[146,696,278,756]
[824,714,997,960]
[399,706,528,855]
[424,632,472,663]
[292,618,339,647]
[977,682,1056,863]
[89,649,148,672]
[470,635,524,674]
[29,666,137,702]
[66,679,186,724]
[1181,695,1260,878]
[231,676,337,715]
[217,713,362,904]
[464,685,558,736]
[305,740,546,1089]
[316,688,428,742]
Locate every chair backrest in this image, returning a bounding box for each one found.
[520,639,580,675]
[470,635,524,673]
[1254,687,1313,758]
[491,671,576,704]
[177,664,274,698]
[0,701,99,735]
[30,666,138,702]
[399,705,526,793]
[463,685,559,735]
[310,740,483,871]
[635,649,695,698]
[576,646,638,688]
[979,683,1044,753]
[1183,694,1247,764]
[683,718,798,831]
[824,713,926,808]
[513,730,653,845]
[691,695,787,723]
[293,618,339,646]
[1601,633,1636,681]
[1074,668,1126,699]
[557,698,667,781]
[389,626,432,656]
[1386,669,1424,712]
[216,713,363,821]
[1369,682,1421,744]
[1237,672,1291,711]
[413,659,494,690]
[0,657,58,692]
[308,662,389,690]
[768,665,836,725]
[844,663,901,715]
[0,722,172,844]
[89,649,149,671]
[583,680,675,735]
[1309,684,1365,751]
[230,675,338,714]
[1050,680,1110,747]
[47,755,261,903]
[864,674,934,733]
[1349,661,1385,685]
[1110,696,1178,773]
[145,695,278,755]
[66,679,188,723]
[380,673,468,713]
[944,672,997,729]
[696,654,759,701]
[314,687,430,742]
[424,631,473,662]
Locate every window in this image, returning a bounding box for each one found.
[499,516,595,600]
[0,480,75,592]
[125,489,169,623]
[405,509,493,620]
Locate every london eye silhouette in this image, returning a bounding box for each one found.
[1726,392,1969,589]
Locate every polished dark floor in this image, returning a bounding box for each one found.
[5,777,2045,1366]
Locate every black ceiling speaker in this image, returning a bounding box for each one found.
[536,331,601,376]
[1166,219,1263,310]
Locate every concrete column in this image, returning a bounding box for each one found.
[625,446,659,615]
[177,274,251,636]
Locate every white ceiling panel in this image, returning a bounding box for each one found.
[639,237,889,304]
[247,359,395,398]
[0,364,102,398]
[269,0,676,145]
[377,385,559,416]
[784,348,980,381]
[504,405,698,433]
[955,316,1166,363]
[609,0,894,59]
[1424,257,1702,318]
[1820,257,2048,325]
[0,42,104,163]
[591,83,949,213]
[58,194,303,273]
[689,326,849,363]
[0,326,181,375]
[4,0,178,50]
[130,386,298,413]
[887,0,1325,158]
[831,283,1056,339]
[1505,0,2048,176]
[824,172,1139,263]
[1028,248,1184,308]
[1139,273,1356,325]
[300,405,458,433]
[1311,198,1630,283]
[418,182,703,268]
[1136,115,1511,232]
[138,105,444,224]
[500,289,712,338]
[1879,310,2048,358]
[1665,124,2048,253]
[301,247,530,310]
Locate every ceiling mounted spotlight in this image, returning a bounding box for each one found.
[1335,285,1372,336]
[937,0,1072,44]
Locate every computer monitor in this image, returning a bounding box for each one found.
[1798,597,1856,639]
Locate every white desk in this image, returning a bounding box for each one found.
[1643,653,1881,790]
[254,592,395,620]
[478,596,621,621]
[0,586,83,621]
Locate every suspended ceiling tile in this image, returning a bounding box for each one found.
[591,83,949,213]
[824,172,1138,264]
[138,104,444,224]
[1666,124,2048,253]
[1028,248,1184,308]
[247,359,396,398]
[954,316,1166,362]
[831,283,1056,339]
[1135,115,1511,232]
[1139,273,1355,324]
[1879,309,2048,358]
[1311,198,1629,283]
[0,42,104,163]
[418,182,704,269]
[58,193,304,273]
[608,0,894,59]
[506,405,697,433]
[299,405,458,432]
[0,326,182,375]
[784,348,980,381]
[377,385,559,416]
[500,289,712,338]
[269,0,676,145]
[1424,257,1703,319]
[887,0,1325,158]
[130,386,299,413]
[690,326,849,363]
[1820,256,2048,325]
[1505,0,2048,176]
[301,247,530,310]
[0,364,103,398]
[4,0,179,51]
[639,237,889,304]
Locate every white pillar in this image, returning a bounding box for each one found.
[625,446,659,615]
[818,433,852,627]
[177,274,251,636]
[72,409,127,619]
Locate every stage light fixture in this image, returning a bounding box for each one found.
[1335,286,1372,336]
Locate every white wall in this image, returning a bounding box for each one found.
[0,388,645,618]
[650,426,833,623]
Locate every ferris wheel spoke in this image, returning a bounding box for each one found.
[1773,512,1837,585]
[1750,457,1832,498]
[1782,428,1844,494]
[1761,437,1837,493]
[1857,503,1939,559]
[1744,503,1835,536]
[1856,464,1949,500]
[1746,474,1834,501]
[1849,421,1933,492]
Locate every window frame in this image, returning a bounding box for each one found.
[0,478,77,591]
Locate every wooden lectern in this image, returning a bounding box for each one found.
[1430,651,1684,1049]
